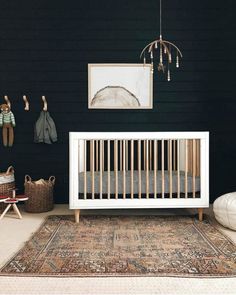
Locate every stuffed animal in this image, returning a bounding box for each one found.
[0,104,16,147]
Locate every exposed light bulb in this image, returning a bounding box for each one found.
[167,69,171,81]
[160,45,163,63]
[143,57,146,65]
[176,55,179,68]
[155,42,158,49]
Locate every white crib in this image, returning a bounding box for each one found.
[69,132,209,223]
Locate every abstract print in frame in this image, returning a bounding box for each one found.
[88,64,153,109]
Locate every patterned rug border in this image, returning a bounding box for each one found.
[0,214,235,279]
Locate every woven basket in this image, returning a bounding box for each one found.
[0,166,15,212]
[24,175,55,213]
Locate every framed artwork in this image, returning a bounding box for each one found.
[88,64,153,109]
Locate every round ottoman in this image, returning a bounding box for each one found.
[213,192,236,230]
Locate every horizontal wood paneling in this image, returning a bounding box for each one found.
[0,0,235,203]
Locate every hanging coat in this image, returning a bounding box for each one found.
[34,111,57,144]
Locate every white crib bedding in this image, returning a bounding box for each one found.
[78,170,200,197]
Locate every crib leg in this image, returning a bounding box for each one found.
[75,209,80,223]
[198,208,203,221]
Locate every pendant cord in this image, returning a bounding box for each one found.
[160,0,162,38]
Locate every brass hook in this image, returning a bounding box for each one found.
[42,96,47,111]
[4,95,11,109]
[23,95,29,111]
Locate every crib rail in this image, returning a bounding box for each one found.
[70,132,209,209]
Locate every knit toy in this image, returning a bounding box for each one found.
[0,104,16,147]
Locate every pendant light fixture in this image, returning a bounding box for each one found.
[140,0,183,81]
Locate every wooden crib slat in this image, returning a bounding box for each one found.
[96,140,98,171]
[107,140,110,199]
[84,140,87,199]
[150,140,152,170]
[177,139,180,198]
[167,140,170,171]
[185,139,188,198]
[154,140,157,198]
[173,140,177,171]
[126,140,128,171]
[120,140,122,171]
[193,139,196,198]
[143,140,146,170]
[172,140,174,171]
[100,140,103,199]
[91,140,95,199]
[131,140,134,199]
[169,139,173,198]
[102,140,104,172]
[138,140,141,199]
[162,139,165,198]
[196,139,200,177]
[157,140,159,194]
[90,140,92,172]
[146,140,149,198]
[114,140,118,199]
[175,140,177,171]
[123,140,126,199]
[190,139,195,176]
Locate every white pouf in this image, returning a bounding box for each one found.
[213,192,236,230]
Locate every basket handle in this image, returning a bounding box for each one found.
[6,166,14,174]
[49,176,55,184]
[25,175,32,183]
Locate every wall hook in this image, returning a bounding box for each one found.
[42,96,48,111]
[23,95,29,111]
[4,95,11,109]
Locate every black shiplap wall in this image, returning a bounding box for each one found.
[0,0,235,203]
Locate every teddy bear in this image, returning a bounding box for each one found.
[0,104,16,147]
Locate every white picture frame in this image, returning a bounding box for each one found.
[88,64,153,109]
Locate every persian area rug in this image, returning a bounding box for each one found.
[1,215,235,277]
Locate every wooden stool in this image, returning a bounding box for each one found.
[0,195,9,216]
[0,196,9,202]
[0,192,28,220]
[0,198,22,220]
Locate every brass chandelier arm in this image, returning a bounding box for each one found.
[139,40,160,59]
[161,40,183,58]
[140,39,183,60]
[161,42,171,59]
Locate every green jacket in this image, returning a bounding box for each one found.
[34,111,57,144]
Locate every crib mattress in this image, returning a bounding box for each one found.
[78,170,200,197]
